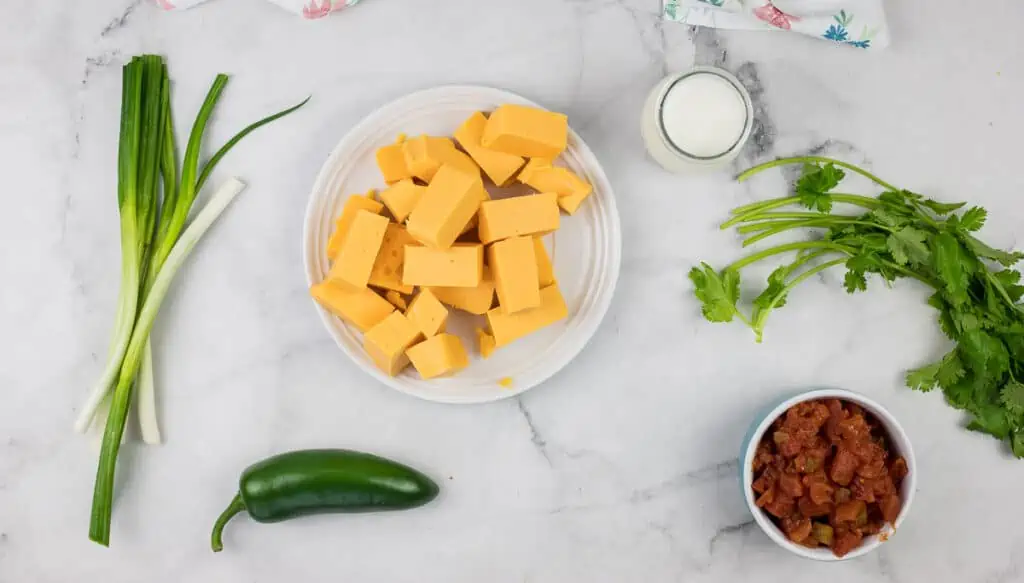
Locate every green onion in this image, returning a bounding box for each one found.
[89,178,247,545]
[78,53,309,544]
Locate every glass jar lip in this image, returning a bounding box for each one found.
[655,66,755,162]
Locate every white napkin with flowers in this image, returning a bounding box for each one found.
[663,0,890,50]
[157,0,362,19]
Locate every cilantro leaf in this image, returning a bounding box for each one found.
[795,163,844,213]
[887,227,930,266]
[1000,380,1024,422]
[753,266,789,311]
[931,232,974,306]
[927,292,959,339]
[689,263,741,323]
[963,234,1024,267]
[1012,431,1024,459]
[906,362,941,391]
[958,206,987,232]
[921,198,967,215]
[870,208,907,228]
[967,403,1012,440]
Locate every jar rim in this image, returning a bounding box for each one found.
[655,67,755,162]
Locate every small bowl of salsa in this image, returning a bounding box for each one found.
[741,389,916,561]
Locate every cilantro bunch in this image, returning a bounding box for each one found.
[691,156,1024,458]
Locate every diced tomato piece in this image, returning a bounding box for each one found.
[781,515,813,543]
[808,481,834,505]
[764,493,795,518]
[779,472,804,498]
[880,494,901,523]
[833,529,863,557]
[798,496,832,518]
[830,448,858,486]
[889,457,908,483]
[834,500,867,524]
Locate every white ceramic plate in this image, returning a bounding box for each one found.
[303,86,621,404]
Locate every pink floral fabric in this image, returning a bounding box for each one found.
[157,0,363,18]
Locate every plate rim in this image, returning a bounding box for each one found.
[302,84,621,404]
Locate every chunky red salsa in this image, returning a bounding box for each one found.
[750,399,908,557]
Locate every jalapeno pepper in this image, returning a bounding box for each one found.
[211,449,439,551]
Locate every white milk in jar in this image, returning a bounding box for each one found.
[641,67,754,173]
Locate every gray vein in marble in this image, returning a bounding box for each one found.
[100,0,145,38]
[517,398,553,467]
[735,61,777,164]
[691,26,728,68]
[707,518,755,557]
[630,458,739,503]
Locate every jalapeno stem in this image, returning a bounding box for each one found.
[211,494,246,552]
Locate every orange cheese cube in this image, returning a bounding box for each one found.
[454,112,525,186]
[376,137,413,184]
[403,243,483,288]
[406,288,448,337]
[481,105,568,159]
[487,284,569,347]
[402,135,479,183]
[406,333,469,379]
[406,164,486,249]
[326,192,384,259]
[327,210,390,289]
[384,290,408,311]
[310,282,394,333]
[518,158,593,215]
[430,265,496,315]
[534,237,556,287]
[477,192,560,244]
[487,236,540,314]
[475,327,496,359]
[379,179,426,223]
[368,223,418,294]
[363,311,423,377]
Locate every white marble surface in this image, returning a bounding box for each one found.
[3,0,1024,581]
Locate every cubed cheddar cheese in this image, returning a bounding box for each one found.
[487,284,568,347]
[327,210,390,289]
[406,164,487,249]
[310,281,394,333]
[384,290,408,311]
[430,265,496,315]
[368,223,418,294]
[477,192,560,244]
[487,236,540,314]
[363,311,423,376]
[475,327,496,359]
[518,158,593,215]
[403,243,483,288]
[326,192,384,259]
[481,105,568,159]
[406,333,470,379]
[534,237,556,287]
[402,135,479,183]
[406,289,448,337]
[376,135,413,184]
[379,179,426,223]
[454,112,525,186]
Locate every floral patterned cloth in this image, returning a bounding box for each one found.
[157,0,362,19]
[663,0,889,50]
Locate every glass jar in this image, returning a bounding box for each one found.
[640,66,754,173]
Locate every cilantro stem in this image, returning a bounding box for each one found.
[752,258,848,338]
[742,219,895,247]
[737,156,899,192]
[725,241,853,272]
[722,195,880,228]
